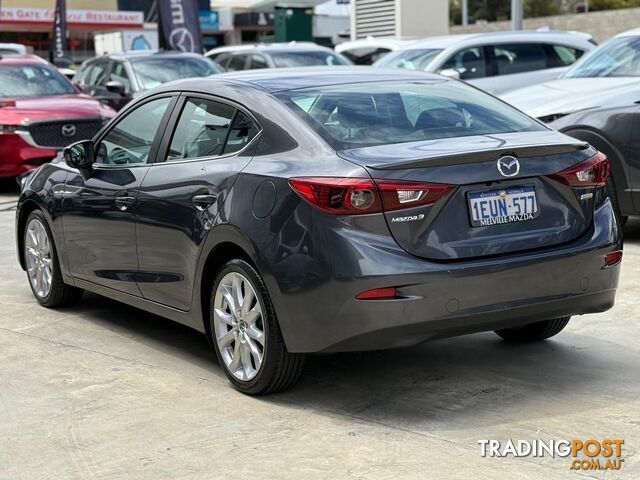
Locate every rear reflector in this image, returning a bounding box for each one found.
[604,250,623,268]
[548,151,610,187]
[355,287,397,300]
[288,177,453,215]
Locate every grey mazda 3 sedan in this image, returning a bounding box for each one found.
[16,67,622,394]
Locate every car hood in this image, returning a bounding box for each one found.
[0,94,115,125]
[501,77,640,119]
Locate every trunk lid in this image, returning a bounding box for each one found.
[338,131,598,261]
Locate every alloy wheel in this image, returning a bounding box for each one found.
[213,272,265,381]
[24,218,53,299]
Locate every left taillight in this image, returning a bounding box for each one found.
[288,177,453,215]
[548,151,610,187]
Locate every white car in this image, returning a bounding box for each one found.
[503,28,640,124]
[206,42,350,71]
[373,31,595,95]
[335,37,418,65]
[0,43,27,55]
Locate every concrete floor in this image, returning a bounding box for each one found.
[0,182,638,479]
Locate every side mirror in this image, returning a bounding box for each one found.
[64,140,95,170]
[439,68,461,80]
[105,80,126,95]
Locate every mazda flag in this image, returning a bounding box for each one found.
[50,0,70,66]
[158,0,203,53]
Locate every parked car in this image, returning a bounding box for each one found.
[206,43,351,71]
[374,30,596,95]
[16,68,621,394]
[335,37,417,65]
[0,54,115,179]
[502,28,640,121]
[73,51,222,110]
[0,43,27,55]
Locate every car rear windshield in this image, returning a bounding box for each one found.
[374,49,443,70]
[0,64,75,98]
[565,36,640,78]
[276,80,545,150]
[270,51,351,68]
[131,57,221,89]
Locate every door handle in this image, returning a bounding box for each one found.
[114,195,136,211]
[192,194,217,211]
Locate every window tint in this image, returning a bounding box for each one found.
[277,81,544,150]
[226,55,248,71]
[249,54,269,69]
[552,45,584,66]
[440,47,486,79]
[86,61,108,86]
[224,112,259,154]
[167,98,235,161]
[96,97,171,165]
[108,61,131,92]
[491,43,547,75]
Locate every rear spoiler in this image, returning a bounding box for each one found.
[361,141,592,170]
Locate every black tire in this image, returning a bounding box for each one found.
[494,316,571,343]
[607,177,628,228]
[23,210,83,308]
[209,259,305,395]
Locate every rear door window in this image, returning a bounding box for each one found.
[226,55,248,71]
[490,43,548,75]
[551,45,584,66]
[249,54,269,69]
[440,47,487,79]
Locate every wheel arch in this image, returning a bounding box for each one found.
[196,224,264,341]
[16,198,47,271]
[561,126,634,215]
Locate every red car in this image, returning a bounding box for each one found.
[0,54,115,179]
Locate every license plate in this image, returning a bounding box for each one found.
[468,185,539,227]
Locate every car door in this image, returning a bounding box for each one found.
[226,54,250,71]
[62,95,177,295]
[135,94,260,310]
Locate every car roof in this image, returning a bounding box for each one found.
[181,66,445,93]
[206,42,334,56]
[89,51,207,62]
[400,30,594,50]
[335,37,419,52]
[0,54,49,66]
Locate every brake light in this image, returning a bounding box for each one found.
[288,177,382,214]
[355,287,397,300]
[288,177,452,215]
[549,151,609,187]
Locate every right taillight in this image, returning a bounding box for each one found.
[288,177,453,215]
[548,151,610,187]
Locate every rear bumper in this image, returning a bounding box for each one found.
[0,133,56,178]
[266,199,622,353]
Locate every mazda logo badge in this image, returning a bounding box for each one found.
[61,124,76,137]
[497,155,520,177]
